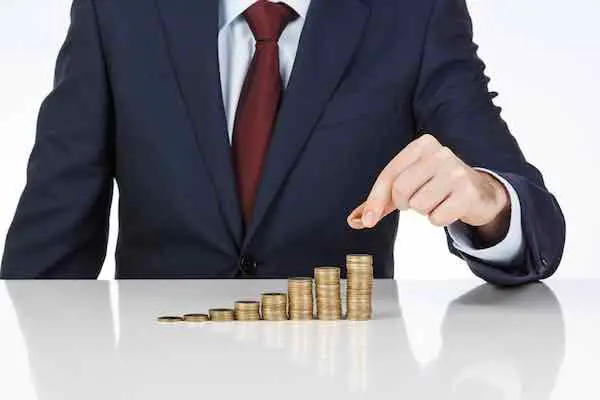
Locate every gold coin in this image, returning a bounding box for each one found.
[346,254,373,264]
[235,313,260,321]
[235,301,260,320]
[209,308,235,321]
[347,271,372,276]
[261,293,288,303]
[289,302,313,309]
[289,315,313,321]
[157,316,184,324]
[183,314,209,323]
[347,303,371,308]
[235,301,260,310]
[315,287,341,294]
[317,315,342,321]
[347,292,372,298]
[344,254,374,321]
[288,277,313,286]
[262,312,288,321]
[314,267,341,283]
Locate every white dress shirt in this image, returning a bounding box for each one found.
[217,0,524,266]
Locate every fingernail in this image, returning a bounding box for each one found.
[363,210,378,228]
[348,219,363,230]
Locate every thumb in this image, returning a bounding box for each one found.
[347,200,396,230]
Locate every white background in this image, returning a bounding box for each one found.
[0,2,599,399]
[0,0,598,279]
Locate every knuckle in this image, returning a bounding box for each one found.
[414,134,438,155]
[451,166,468,179]
[392,182,409,208]
[420,133,438,146]
[392,180,403,197]
[409,197,427,214]
[437,146,454,159]
[451,166,467,178]
[429,214,445,227]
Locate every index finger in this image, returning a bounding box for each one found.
[360,134,440,227]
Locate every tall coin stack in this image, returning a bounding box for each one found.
[315,267,342,320]
[346,254,373,321]
[234,301,261,321]
[288,278,314,320]
[261,293,288,321]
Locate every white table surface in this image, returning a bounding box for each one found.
[0,279,598,399]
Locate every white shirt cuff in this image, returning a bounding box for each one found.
[447,168,525,266]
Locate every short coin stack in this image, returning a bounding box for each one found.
[183,313,209,323]
[288,278,314,320]
[209,308,235,321]
[346,254,374,321]
[234,301,261,321]
[157,316,184,324]
[315,267,342,320]
[261,293,288,321]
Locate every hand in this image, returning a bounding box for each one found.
[347,134,511,244]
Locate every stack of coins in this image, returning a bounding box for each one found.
[261,293,288,320]
[234,301,261,321]
[157,316,184,324]
[346,254,374,321]
[314,267,342,320]
[288,277,314,320]
[183,313,209,323]
[209,308,235,321]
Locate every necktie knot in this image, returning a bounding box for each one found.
[244,1,298,42]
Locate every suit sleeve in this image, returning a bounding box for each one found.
[412,0,566,286]
[1,0,114,279]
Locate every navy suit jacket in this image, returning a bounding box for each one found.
[1,0,565,285]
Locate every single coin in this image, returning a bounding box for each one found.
[235,301,260,310]
[346,254,373,263]
[288,277,313,283]
[157,316,184,324]
[314,267,341,281]
[261,292,287,299]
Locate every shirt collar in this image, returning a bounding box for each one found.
[219,0,311,31]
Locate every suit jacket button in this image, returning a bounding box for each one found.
[540,256,549,267]
[240,255,258,275]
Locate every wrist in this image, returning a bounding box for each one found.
[472,171,511,246]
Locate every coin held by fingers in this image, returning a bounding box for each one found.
[347,203,367,229]
[347,203,385,230]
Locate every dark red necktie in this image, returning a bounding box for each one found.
[232,1,298,224]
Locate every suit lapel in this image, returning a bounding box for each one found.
[243,0,370,248]
[155,0,243,247]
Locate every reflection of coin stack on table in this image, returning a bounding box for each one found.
[346,254,373,321]
[315,267,342,320]
[234,301,260,321]
[288,278,314,320]
[261,293,288,320]
[209,308,235,321]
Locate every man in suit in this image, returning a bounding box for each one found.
[1,0,565,285]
